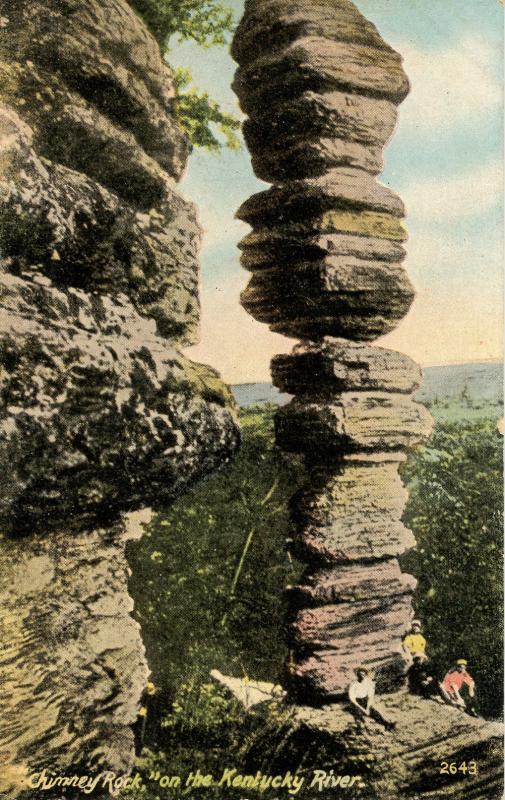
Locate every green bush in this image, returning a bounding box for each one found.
[401,419,503,717]
[123,683,296,800]
[127,406,304,707]
[127,405,503,779]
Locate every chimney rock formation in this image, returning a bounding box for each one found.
[232,0,433,702]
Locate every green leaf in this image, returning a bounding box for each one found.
[129,0,241,151]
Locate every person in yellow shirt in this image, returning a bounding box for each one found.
[402,620,427,660]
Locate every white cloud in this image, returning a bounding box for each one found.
[401,160,503,221]
[398,34,502,131]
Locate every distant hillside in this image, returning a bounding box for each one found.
[417,361,503,403]
[232,361,503,411]
[232,382,290,408]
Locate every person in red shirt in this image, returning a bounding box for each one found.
[442,659,477,715]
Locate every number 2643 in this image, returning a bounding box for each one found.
[440,761,478,776]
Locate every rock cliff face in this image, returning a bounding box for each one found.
[232,0,432,702]
[0,0,239,786]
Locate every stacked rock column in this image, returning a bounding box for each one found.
[232,0,433,702]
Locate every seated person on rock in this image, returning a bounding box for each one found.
[348,667,396,731]
[407,655,444,700]
[402,620,427,661]
[441,659,477,715]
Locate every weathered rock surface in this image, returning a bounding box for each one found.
[243,91,398,154]
[276,395,433,456]
[243,96,399,181]
[0,272,238,535]
[0,0,198,345]
[272,340,422,396]
[0,106,200,342]
[0,517,148,790]
[240,229,407,271]
[0,0,189,181]
[286,560,416,608]
[236,167,410,342]
[288,595,412,697]
[243,91,398,180]
[289,463,414,564]
[0,0,240,783]
[241,259,415,340]
[233,0,432,704]
[231,0,409,70]
[247,696,503,800]
[238,169,405,225]
[233,36,409,114]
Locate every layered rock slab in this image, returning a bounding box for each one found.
[275,347,432,701]
[0,106,200,342]
[272,340,422,396]
[241,259,415,340]
[0,0,189,180]
[288,596,413,698]
[0,517,149,791]
[240,230,407,271]
[287,560,417,607]
[288,463,414,564]
[236,170,411,340]
[231,0,410,74]
[0,0,197,345]
[242,91,399,180]
[232,35,409,114]
[276,394,432,457]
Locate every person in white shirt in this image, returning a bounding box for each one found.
[348,667,396,730]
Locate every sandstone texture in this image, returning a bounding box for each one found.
[0,0,239,785]
[288,595,413,698]
[272,340,422,396]
[276,395,432,457]
[247,696,503,800]
[0,271,238,535]
[0,517,148,788]
[233,0,412,346]
[286,560,416,607]
[232,0,433,702]
[288,463,414,564]
[0,0,196,344]
[241,258,415,340]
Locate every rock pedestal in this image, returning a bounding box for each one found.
[232,0,433,701]
[0,0,239,788]
[244,695,503,800]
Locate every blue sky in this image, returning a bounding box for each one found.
[169,0,503,383]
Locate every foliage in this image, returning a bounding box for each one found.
[127,405,503,789]
[127,405,304,707]
[128,0,240,151]
[128,0,233,49]
[401,418,503,718]
[123,683,296,800]
[173,68,241,151]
